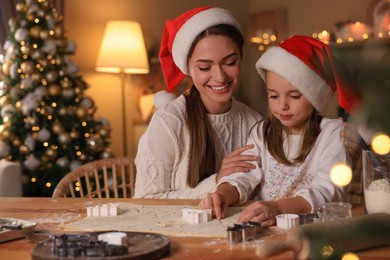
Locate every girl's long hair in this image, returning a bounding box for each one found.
[262,110,322,166]
[184,24,244,187]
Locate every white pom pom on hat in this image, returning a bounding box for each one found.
[153,90,177,109]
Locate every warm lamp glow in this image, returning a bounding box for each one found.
[96,21,149,74]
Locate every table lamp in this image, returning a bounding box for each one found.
[96,20,149,157]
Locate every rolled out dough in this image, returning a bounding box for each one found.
[63,203,244,237]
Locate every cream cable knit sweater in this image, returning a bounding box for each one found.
[134,95,262,199]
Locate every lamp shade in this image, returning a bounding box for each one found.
[96,21,149,74]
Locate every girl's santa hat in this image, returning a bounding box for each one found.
[159,6,242,92]
[256,35,360,113]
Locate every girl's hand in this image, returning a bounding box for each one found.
[216,144,258,183]
[199,192,228,220]
[237,201,280,228]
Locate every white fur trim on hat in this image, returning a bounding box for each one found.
[256,46,334,112]
[172,8,242,75]
[154,90,177,109]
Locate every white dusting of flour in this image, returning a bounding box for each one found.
[364,178,390,214]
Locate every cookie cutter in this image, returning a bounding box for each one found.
[227,221,262,243]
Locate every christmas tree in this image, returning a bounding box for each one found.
[0,0,112,196]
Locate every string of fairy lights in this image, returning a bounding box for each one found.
[251,20,390,51]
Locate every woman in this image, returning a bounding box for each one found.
[134,7,262,198]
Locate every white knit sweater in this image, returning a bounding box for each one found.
[134,95,262,199]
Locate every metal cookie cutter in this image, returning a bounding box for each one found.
[227,221,262,243]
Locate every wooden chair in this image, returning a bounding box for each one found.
[52,157,136,198]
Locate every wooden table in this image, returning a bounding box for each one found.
[0,197,389,260]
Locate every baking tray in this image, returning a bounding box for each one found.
[0,217,37,243]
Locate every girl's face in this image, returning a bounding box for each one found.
[266,71,314,135]
[188,35,241,114]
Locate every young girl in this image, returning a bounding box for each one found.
[134,7,262,199]
[199,35,361,227]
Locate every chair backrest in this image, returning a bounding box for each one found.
[52,157,136,198]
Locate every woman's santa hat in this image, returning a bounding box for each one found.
[256,35,360,113]
[159,6,242,92]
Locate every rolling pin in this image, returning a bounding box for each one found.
[256,213,390,259]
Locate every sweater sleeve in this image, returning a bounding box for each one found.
[293,120,351,212]
[134,111,217,199]
[217,129,263,203]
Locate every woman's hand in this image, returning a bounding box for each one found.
[237,201,280,228]
[216,144,258,183]
[341,121,363,165]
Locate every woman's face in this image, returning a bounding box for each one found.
[187,35,241,114]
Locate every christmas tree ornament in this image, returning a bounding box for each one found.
[45,70,58,83]
[31,50,44,60]
[51,121,63,134]
[12,138,22,147]
[24,155,40,171]
[31,73,43,83]
[24,134,35,151]
[1,62,10,76]
[69,160,82,170]
[41,39,57,55]
[19,145,30,154]
[21,44,32,55]
[86,135,104,152]
[80,98,93,109]
[101,150,113,159]
[10,63,19,79]
[55,56,64,66]
[21,61,35,74]
[39,29,49,40]
[75,107,87,118]
[15,28,29,42]
[26,13,35,22]
[21,77,33,89]
[8,18,16,32]
[38,128,51,141]
[48,84,61,96]
[45,147,57,159]
[56,157,69,168]
[27,3,39,15]
[70,129,79,139]
[29,25,41,38]
[15,3,27,12]
[0,96,10,107]
[58,133,71,144]
[54,25,63,37]
[60,78,72,88]
[62,89,74,98]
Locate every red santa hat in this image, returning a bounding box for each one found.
[256,35,360,113]
[159,6,242,92]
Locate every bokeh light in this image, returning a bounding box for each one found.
[342,252,359,260]
[371,133,390,155]
[330,163,352,186]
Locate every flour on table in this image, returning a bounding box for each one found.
[63,203,244,237]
